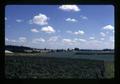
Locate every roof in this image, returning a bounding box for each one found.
[5,50,13,53]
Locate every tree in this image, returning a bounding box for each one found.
[74,48,79,51]
[44,48,47,50]
[67,48,70,51]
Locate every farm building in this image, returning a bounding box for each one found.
[5,50,13,53]
[40,50,50,53]
[24,50,33,53]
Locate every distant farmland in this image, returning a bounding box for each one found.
[5,51,114,61]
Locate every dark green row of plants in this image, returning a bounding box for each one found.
[5,56,111,79]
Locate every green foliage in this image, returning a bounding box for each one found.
[104,62,114,78]
[5,55,111,79]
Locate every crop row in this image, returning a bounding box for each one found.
[5,56,106,79]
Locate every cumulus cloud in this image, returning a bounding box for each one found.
[74,30,84,35]
[65,18,77,22]
[5,38,17,43]
[11,40,17,43]
[100,32,106,37]
[80,15,88,20]
[62,39,73,45]
[41,26,55,33]
[5,17,7,20]
[103,25,114,30]
[106,31,109,34]
[113,30,114,33]
[31,28,39,33]
[66,30,84,35]
[48,36,59,42]
[28,20,33,24]
[88,40,102,45]
[6,37,27,43]
[32,38,45,44]
[59,5,80,12]
[5,37,27,46]
[5,37,9,41]
[62,39,71,42]
[57,30,61,33]
[16,19,22,23]
[19,37,27,43]
[85,39,103,49]
[32,13,49,25]
[109,36,114,42]
[74,38,86,42]
[62,39,76,45]
[100,38,105,41]
[66,30,72,34]
[89,37,95,40]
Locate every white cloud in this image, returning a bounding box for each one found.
[19,37,27,43]
[31,28,39,33]
[5,38,9,41]
[66,18,77,22]
[11,40,17,43]
[80,15,88,20]
[66,30,84,35]
[100,32,106,37]
[5,17,7,20]
[74,38,86,42]
[89,40,101,43]
[74,30,84,35]
[59,5,80,12]
[32,13,49,25]
[113,30,114,33]
[100,38,104,41]
[103,25,114,30]
[106,31,109,34]
[62,39,77,45]
[85,39,103,48]
[48,36,59,42]
[41,26,55,33]
[89,37,95,40]
[5,38,27,46]
[66,30,72,34]
[32,38,45,44]
[5,38,17,43]
[74,38,79,41]
[109,36,114,42]
[16,19,22,23]
[28,20,33,24]
[57,30,61,33]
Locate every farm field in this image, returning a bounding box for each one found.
[5,53,114,79]
[5,51,114,61]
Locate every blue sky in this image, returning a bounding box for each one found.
[5,5,114,49]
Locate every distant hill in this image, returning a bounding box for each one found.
[5,45,114,53]
[5,45,33,52]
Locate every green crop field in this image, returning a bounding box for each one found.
[104,61,114,78]
[5,53,114,79]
